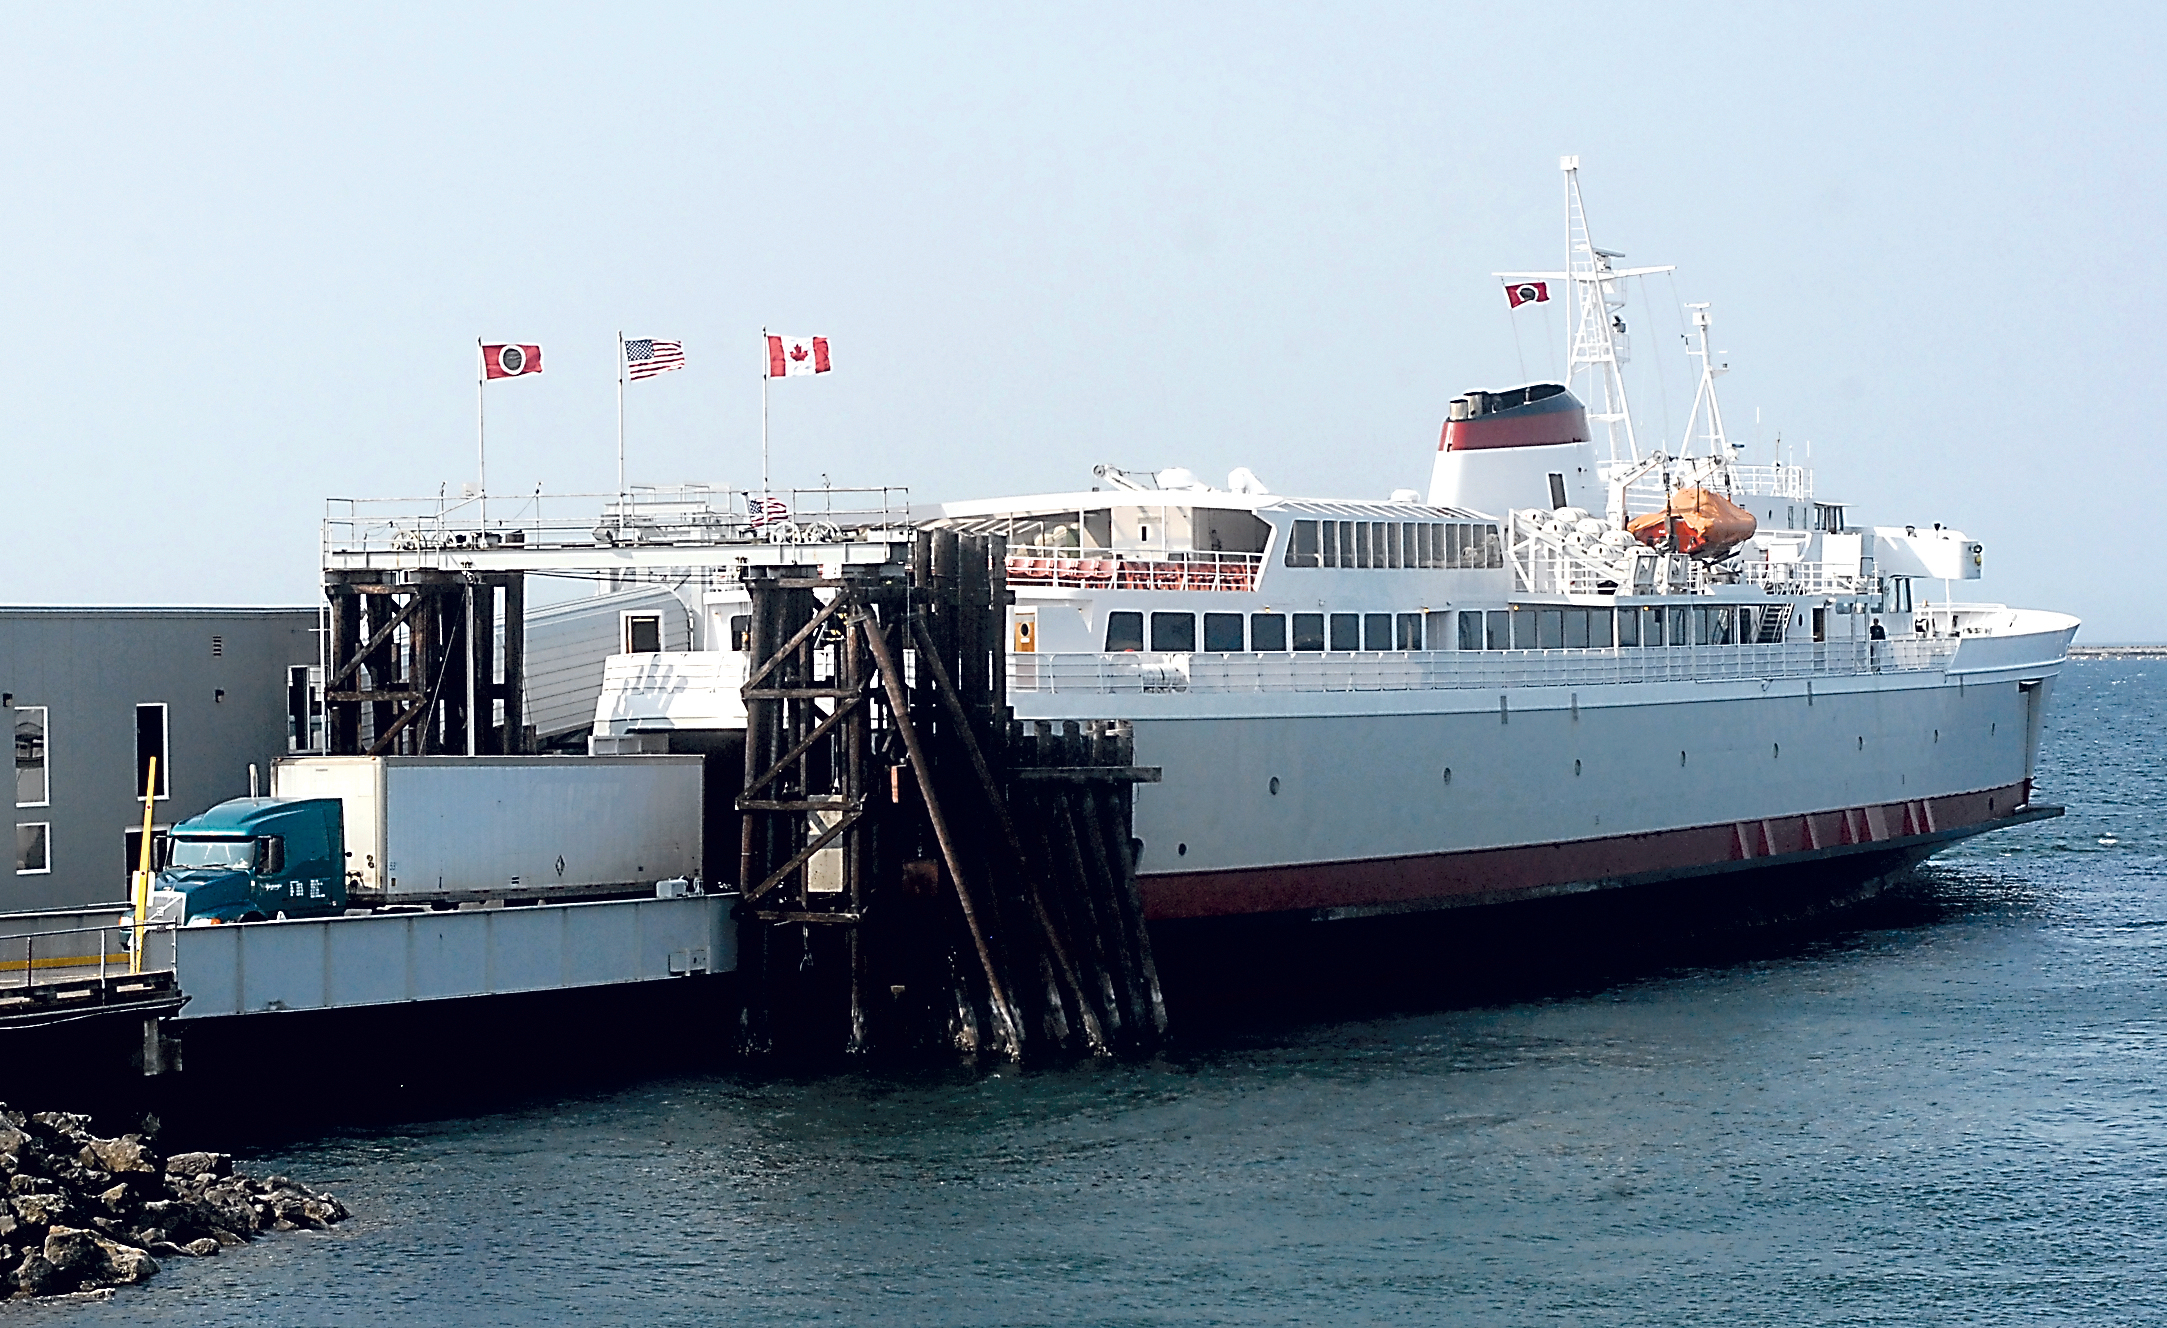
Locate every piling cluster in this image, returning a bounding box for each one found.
[0,1105,347,1300]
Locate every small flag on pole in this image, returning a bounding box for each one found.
[624,338,685,381]
[1504,281,1550,308]
[482,343,543,378]
[765,334,831,377]
[749,495,792,527]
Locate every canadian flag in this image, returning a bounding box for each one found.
[481,343,543,379]
[1504,281,1550,309]
[765,334,831,377]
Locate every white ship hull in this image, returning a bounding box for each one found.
[1014,615,2073,921]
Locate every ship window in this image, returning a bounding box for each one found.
[1329,613,1361,651]
[729,615,752,652]
[1319,522,1337,568]
[1563,609,1590,649]
[1459,611,1484,651]
[1589,608,1614,648]
[1666,606,1688,647]
[1432,523,1447,568]
[624,614,663,654]
[1445,524,1463,568]
[1149,612,1196,652]
[1383,523,1399,569]
[1397,614,1424,650]
[1104,612,1144,653]
[14,707,47,808]
[1287,520,1320,568]
[1354,524,1371,569]
[1401,524,1417,569]
[1739,607,1759,643]
[1538,610,1565,650]
[1338,521,1356,569]
[1618,608,1641,647]
[1363,613,1393,650]
[1548,473,1568,509]
[1292,613,1326,651]
[1203,612,1245,653]
[1425,611,1452,648]
[15,822,49,875]
[1486,610,1509,650]
[1250,613,1288,651]
[1511,608,1537,649]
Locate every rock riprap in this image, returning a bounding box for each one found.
[0,1104,347,1299]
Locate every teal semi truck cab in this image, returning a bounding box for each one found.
[154,797,347,923]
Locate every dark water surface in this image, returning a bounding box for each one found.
[23,661,2165,1326]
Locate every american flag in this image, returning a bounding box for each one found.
[748,495,791,528]
[624,337,686,381]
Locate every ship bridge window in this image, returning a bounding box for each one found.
[1250,613,1288,651]
[1149,612,1196,652]
[1105,611,1144,653]
[1203,612,1245,652]
[1458,611,1483,651]
[1287,520,1321,567]
[1292,613,1326,651]
[1329,614,1360,651]
[1618,609,1642,647]
[1487,610,1509,650]
[1363,613,1393,650]
[1397,614,1425,650]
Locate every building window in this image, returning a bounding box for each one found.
[15,822,49,874]
[135,704,168,800]
[1292,613,1326,652]
[1148,612,1196,653]
[1202,613,1245,653]
[1104,612,1144,653]
[1250,613,1288,651]
[624,614,663,654]
[123,826,171,878]
[14,707,47,808]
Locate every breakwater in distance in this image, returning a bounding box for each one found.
[10,658,2157,1326]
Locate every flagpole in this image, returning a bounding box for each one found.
[760,327,770,507]
[476,338,487,529]
[616,330,626,531]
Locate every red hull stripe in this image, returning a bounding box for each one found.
[1139,781,2033,921]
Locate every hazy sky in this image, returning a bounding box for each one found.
[3,4,2157,637]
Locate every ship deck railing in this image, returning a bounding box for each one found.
[1011,636,1958,696]
[1004,546,1265,593]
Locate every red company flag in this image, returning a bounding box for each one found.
[765,334,831,378]
[482,343,543,379]
[1504,281,1550,308]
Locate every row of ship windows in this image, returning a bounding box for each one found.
[1104,604,1793,653]
[1282,520,1505,570]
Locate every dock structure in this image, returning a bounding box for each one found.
[736,531,1163,1061]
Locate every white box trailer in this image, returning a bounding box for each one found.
[271,755,703,904]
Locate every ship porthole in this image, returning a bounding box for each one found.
[1442,767,1452,785]
[1269,777,1280,795]
[1177,843,1187,856]
[1574,759,1581,777]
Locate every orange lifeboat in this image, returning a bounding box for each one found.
[1626,487,1757,558]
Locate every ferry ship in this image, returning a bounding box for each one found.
[594,161,2076,927]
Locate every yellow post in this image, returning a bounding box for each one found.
[131,757,157,976]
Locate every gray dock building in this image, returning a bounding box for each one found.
[2,607,318,911]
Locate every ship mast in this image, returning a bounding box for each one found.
[1497,156,1673,465]
[1676,302,1731,461]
